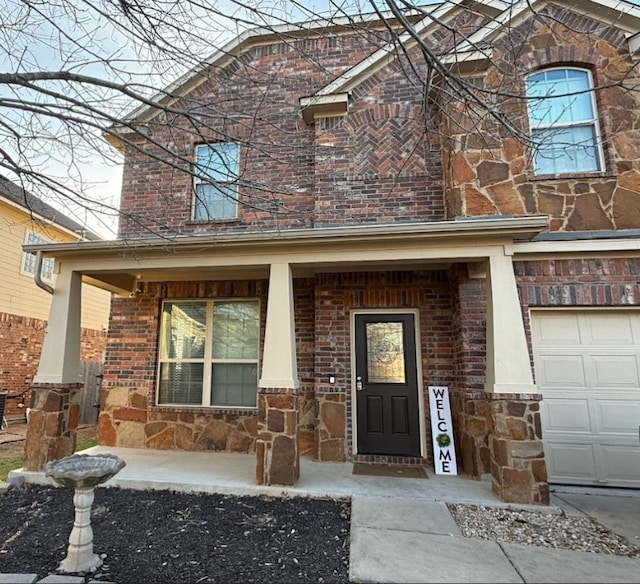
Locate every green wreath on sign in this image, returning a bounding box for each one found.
[436,432,451,448]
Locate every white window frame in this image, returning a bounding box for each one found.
[156,298,260,409]
[192,142,239,221]
[21,232,54,282]
[526,67,604,175]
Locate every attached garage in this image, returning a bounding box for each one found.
[531,310,640,488]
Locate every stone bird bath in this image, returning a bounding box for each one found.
[45,453,126,574]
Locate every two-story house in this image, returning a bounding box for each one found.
[0,176,111,420]
[24,0,640,504]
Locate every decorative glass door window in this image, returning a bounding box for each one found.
[365,321,406,383]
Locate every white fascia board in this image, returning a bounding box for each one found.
[514,238,640,258]
[316,1,464,97]
[448,0,531,55]
[117,8,432,127]
[440,50,488,66]
[24,216,549,257]
[449,0,640,58]
[299,93,350,108]
[299,93,349,122]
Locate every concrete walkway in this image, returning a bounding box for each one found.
[4,445,640,583]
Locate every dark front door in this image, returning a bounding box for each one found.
[354,313,421,457]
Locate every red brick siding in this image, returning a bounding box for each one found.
[118,33,383,238]
[314,270,454,464]
[515,258,640,380]
[0,312,106,417]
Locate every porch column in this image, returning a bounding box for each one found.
[24,265,83,471]
[256,262,300,486]
[485,252,547,505]
[485,252,534,394]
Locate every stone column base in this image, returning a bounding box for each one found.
[24,383,81,471]
[487,393,549,505]
[256,390,299,486]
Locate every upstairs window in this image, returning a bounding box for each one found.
[157,300,260,408]
[193,142,239,220]
[526,68,603,175]
[22,232,54,281]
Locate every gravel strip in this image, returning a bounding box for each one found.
[447,503,640,558]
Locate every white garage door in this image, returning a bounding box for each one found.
[532,311,640,488]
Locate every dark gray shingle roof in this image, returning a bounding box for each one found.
[0,175,101,241]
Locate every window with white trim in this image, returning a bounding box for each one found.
[193,142,239,220]
[526,68,603,175]
[157,299,259,408]
[22,232,54,280]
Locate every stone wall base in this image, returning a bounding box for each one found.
[314,392,346,462]
[256,391,299,486]
[488,393,549,505]
[23,383,81,471]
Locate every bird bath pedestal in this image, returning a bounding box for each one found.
[45,453,126,574]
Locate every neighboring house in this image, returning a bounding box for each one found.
[0,176,111,419]
[24,0,640,504]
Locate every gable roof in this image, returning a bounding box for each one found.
[303,0,640,109]
[0,175,102,241]
[107,6,429,136]
[441,0,640,67]
[107,0,640,137]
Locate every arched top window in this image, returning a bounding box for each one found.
[526,68,603,175]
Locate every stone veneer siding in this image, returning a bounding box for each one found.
[448,258,640,504]
[23,383,82,471]
[256,389,299,486]
[488,393,548,505]
[99,271,456,470]
[442,6,640,232]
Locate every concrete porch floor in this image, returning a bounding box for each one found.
[9,445,504,506]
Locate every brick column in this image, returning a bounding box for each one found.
[488,393,548,505]
[23,383,81,471]
[256,389,299,485]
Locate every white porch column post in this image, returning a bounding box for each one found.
[484,251,547,506]
[485,251,535,394]
[25,264,83,471]
[256,262,299,486]
[34,265,83,384]
[259,262,299,390]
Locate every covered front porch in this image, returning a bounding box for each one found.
[10,443,500,505]
[23,216,550,504]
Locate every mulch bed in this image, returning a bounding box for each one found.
[0,484,351,583]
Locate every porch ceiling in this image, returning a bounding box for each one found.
[24,217,548,296]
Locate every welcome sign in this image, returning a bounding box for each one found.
[428,386,458,475]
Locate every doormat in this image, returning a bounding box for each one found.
[352,463,428,479]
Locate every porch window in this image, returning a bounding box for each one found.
[157,299,259,408]
[193,142,239,220]
[526,68,603,175]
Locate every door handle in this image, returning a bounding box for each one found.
[356,376,364,391]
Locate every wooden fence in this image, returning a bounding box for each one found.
[79,361,103,425]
